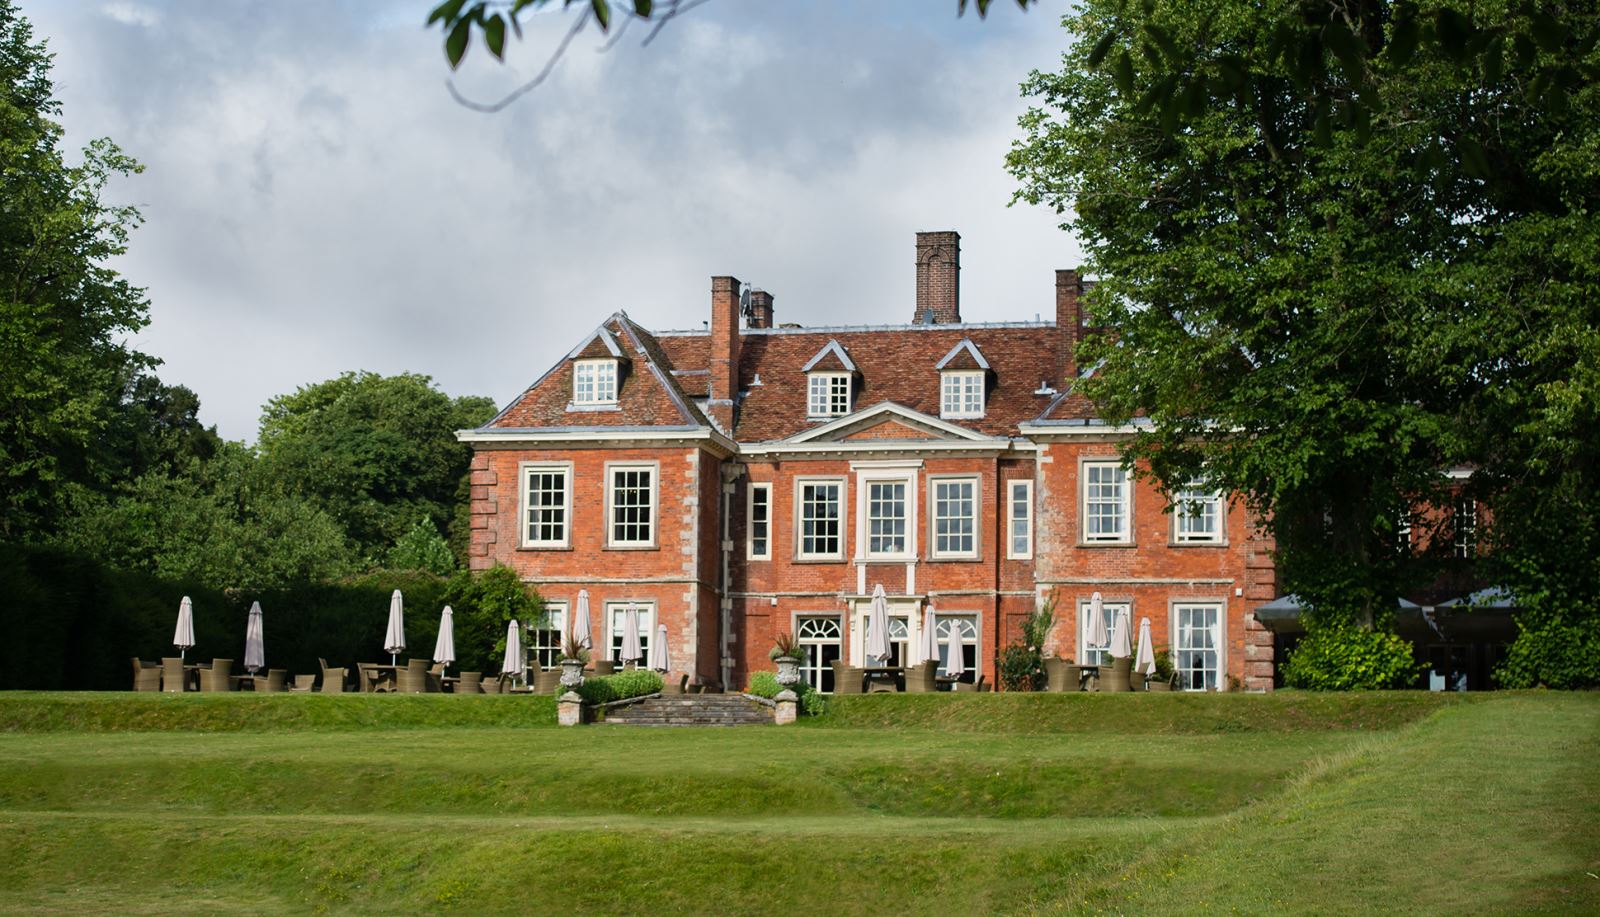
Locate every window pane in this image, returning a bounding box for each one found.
[611,467,654,544]
[867,481,906,555]
[934,479,976,556]
[749,484,770,558]
[1009,481,1031,557]
[1176,605,1220,690]
[798,616,842,692]
[1085,464,1127,541]
[1081,603,1123,666]
[529,607,566,670]
[525,468,568,545]
[1175,483,1220,542]
[607,606,652,664]
[800,483,841,556]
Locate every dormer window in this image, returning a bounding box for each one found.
[808,372,851,417]
[941,371,985,418]
[574,359,618,405]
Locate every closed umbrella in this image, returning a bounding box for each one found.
[383,589,406,666]
[1134,617,1155,680]
[573,589,593,651]
[919,606,937,665]
[173,596,196,663]
[649,623,669,672]
[1110,605,1133,659]
[1087,592,1108,658]
[620,604,642,664]
[243,601,265,675]
[433,606,456,673]
[502,619,523,682]
[945,623,967,680]
[865,584,891,665]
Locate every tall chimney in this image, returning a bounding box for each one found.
[747,289,774,329]
[708,275,742,432]
[914,231,961,324]
[1055,268,1084,387]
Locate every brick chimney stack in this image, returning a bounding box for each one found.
[913,231,961,324]
[1055,268,1084,387]
[747,289,774,329]
[709,275,742,432]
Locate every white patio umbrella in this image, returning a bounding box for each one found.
[919,606,937,665]
[1087,592,1109,656]
[620,604,642,664]
[383,589,406,665]
[433,605,456,673]
[573,589,593,651]
[173,596,196,662]
[243,601,265,675]
[945,624,967,680]
[865,584,892,665]
[502,619,523,682]
[1110,605,1134,659]
[1135,617,1156,680]
[648,623,669,672]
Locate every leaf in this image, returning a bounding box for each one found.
[445,17,471,68]
[1087,30,1117,68]
[1113,49,1136,95]
[1434,8,1472,62]
[633,0,653,16]
[1511,32,1536,69]
[1324,20,1366,81]
[1387,12,1419,66]
[1313,95,1333,147]
[591,0,611,31]
[1528,9,1564,52]
[1142,23,1182,64]
[428,0,468,27]
[1481,35,1504,84]
[484,13,506,60]
[1457,136,1491,179]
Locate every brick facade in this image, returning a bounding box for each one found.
[461,232,1277,692]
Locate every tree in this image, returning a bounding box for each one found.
[1009,1,1598,658]
[385,516,459,576]
[0,1,152,540]
[256,371,496,564]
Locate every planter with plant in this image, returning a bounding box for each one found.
[1148,649,1175,691]
[558,636,590,689]
[769,631,803,688]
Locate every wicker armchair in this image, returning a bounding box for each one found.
[289,674,316,693]
[903,660,938,694]
[1103,657,1133,693]
[396,658,431,694]
[199,659,234,692]
[480,673,505,695]
[953,674,989,693]
[829,660,864,695]
[456,672,482,694]
[531,669,562,695]
[1044,657,1079,692]
[256,669,287,693]
[161,657,189,693]
[319,657,349,694]
[592,660,616,676]
[131,658,161,692]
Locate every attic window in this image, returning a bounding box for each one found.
[574,359,619,405]
[808,373,852,418]
[940,371,985,419]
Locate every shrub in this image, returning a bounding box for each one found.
[1282,622,1420,690]
[769,631,801,660]
[1496,613,1600,689]
[1153,649,1175,682]
[575,669,663,706]
[998,644,1043,692]
[745,670,824,715]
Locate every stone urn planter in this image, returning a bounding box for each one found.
[774,655,802,688]
[559,658,585,689]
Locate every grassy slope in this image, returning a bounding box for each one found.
[0,692,1592,915]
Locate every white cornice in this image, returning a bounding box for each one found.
[457,427,737,456]
[785,401,1000,445]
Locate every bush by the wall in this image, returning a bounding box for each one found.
[1496,613,1600,689]
[1281,621,1421,690]
[745,670,825,715]
[576,669,663,706]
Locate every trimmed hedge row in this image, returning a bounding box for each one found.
[576,669,663,706]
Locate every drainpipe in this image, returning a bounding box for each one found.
[719,463,739,689]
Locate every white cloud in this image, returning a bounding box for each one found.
[23,0,1080,440]
[100,2,158,28]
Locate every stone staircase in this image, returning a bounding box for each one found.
[603,693,774,727]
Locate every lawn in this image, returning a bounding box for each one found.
[0,691,1593,914]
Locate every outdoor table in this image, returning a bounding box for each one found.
[231,674,257,690]
[934,675,957,692]
[360,664,399,693]
[861,666,905,693]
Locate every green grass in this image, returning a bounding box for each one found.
[0,691,1593,914]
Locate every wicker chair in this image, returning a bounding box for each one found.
[427,663,446,693]
[903,660,938,694]
[396,658,431,694]
[319,658,349,694]
[161,657,189,693]
[829,660,864,695]
[256,669,287,693]
[592,660,616,676]
[199,659,234,692]
[456,672,482,694]
[1044,657,1080,692]
[531,669,562,695]
[480,673,505,695]
[953,674,989,693]
[1103,657,1133,693]
[660,673,690,695]
[131,658,161,692]
[289,674,316,693]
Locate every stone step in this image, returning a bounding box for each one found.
[603,694,774,727]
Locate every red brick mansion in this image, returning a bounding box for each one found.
[459,232,1278,693]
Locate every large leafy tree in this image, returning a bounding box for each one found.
[0,1,151,540]
[1009,0,1598,665]
[256,371,496,563]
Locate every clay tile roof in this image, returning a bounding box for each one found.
[934,338,990,372]
[800,340,857,373]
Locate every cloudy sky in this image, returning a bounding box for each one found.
[25,0,1081,441]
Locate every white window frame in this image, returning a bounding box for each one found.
[519,461,572,549]
[528,602,567,671]
[1079,598,1128,666]
[855,469,917,562]
[795,477,846,561]
[604,601,655,665]
[854,606,912,667]
[1171,600,1225,691]
[605,462,658,548]
[1454,497,1477,559]
[1006,479,1033,560]
[934,613,980,682]
[807,372,852,418]
[1081,460,1132,544]
[928,475,980,560]
[747,482,772,561]
[573,358,619,406]
[939,370,986,419]
[794,614,843,692]
[1172,480,1224,544]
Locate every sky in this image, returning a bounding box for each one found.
[24,0,1082,442]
